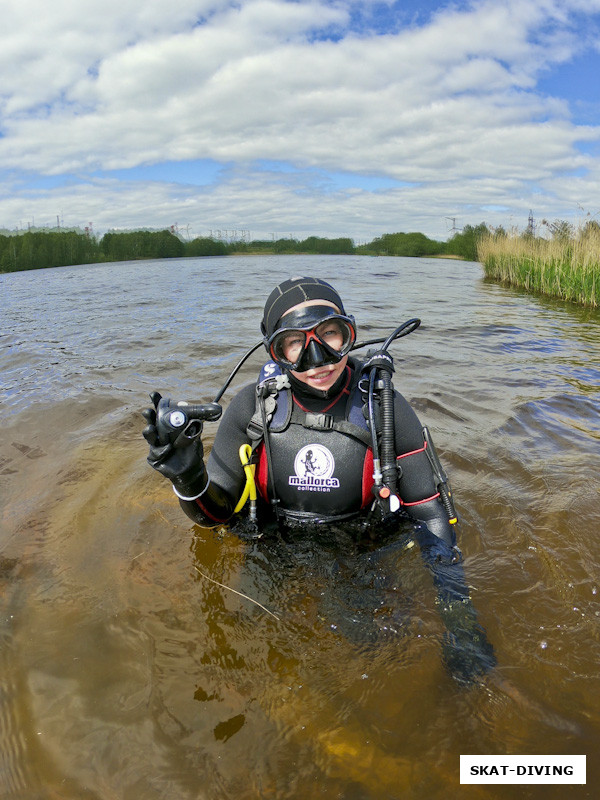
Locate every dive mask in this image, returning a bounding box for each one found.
[266,306,356,372]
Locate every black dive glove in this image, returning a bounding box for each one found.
[142,392,208,500]
[440,600,497,685]
[417,528,496,685]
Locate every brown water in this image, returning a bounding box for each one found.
[1,255,598,800]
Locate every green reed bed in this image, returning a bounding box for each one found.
[478,230,599,308]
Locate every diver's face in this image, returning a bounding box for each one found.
[283,300,349,392]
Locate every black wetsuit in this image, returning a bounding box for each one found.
[179,359,455,547]
[176,359,496,681]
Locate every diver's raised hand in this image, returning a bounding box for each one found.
[142,392,208,499]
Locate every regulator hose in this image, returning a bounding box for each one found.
[363,318,421,509]
[210,317,421,408]
[367,367,382,488]
[379,370,397,494]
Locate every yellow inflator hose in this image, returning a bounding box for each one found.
[234,444,257,515]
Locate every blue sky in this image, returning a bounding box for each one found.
[1,0,600,241]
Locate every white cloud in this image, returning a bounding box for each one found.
[0,1,220,114]
[1,0,600,238]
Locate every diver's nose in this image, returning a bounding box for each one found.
[298,339,328,370]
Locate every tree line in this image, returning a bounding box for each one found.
[0,223,489,273]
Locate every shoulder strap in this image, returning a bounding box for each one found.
[246,362,292,442]
[346,356,370,429]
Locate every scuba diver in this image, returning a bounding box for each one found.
[143,276,496,684]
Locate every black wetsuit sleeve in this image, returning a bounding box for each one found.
[178,383,256,525]
[393,391,496,683]
[393,391,456,547]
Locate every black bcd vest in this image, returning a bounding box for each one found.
[247,360,375,518]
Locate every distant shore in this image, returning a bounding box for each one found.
[4,225,598,309]
[0,226,480,274]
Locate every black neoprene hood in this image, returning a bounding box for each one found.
[261,277,347,338]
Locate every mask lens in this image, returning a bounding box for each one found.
[271,329,308,366]
[314,319,354,354]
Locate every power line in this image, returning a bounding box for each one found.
[445,216,461,233]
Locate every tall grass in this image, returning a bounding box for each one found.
[478,228,600,308]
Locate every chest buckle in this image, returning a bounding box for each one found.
[303,413,335,431]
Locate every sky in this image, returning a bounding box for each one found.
[1,0,600,243]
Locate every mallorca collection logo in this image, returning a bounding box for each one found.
[289,444,340,492]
